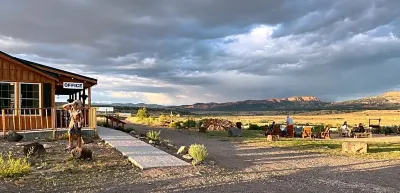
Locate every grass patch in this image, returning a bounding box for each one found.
[0,153,31,178]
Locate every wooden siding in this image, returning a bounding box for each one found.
[1,116,53,131]
[0,57,54,84]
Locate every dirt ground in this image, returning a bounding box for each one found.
[1,125,400,193]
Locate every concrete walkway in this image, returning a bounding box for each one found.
[97,126,190,169]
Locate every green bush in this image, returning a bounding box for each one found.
[158,114,170,124]
[147,130,161,141]
[169,121,183,128]
[0,153,31,177]
[183,120,196,128]
[248,124,262,130]
[97,119,107,127]
[124,127,135,133]
[136,107,149,120]
[188,144,208,165]
[141,117,157,125]
[195,120,203,129]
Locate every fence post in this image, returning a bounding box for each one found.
[2,109,5,138]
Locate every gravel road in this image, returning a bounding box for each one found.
[123,123,400,193]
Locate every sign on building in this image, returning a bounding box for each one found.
[98,107,114,113]
[63,82,84,89]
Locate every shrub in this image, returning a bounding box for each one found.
[188,144,208,165]
[158,114,170,124]
[0,152,31,177]
[146,130,161,141]
[170,121,183,128]
[136,107,149,120]
[248,124,262,130]
[183,120,196,128]
[195,120,203,129]
[124,127,135,133]
[97,119,107,127]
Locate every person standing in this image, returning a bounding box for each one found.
[286,116,294,137]
[341,121,348,137]
[63,100,84,150]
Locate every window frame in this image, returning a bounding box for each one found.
[19,82,42,116]
[0,81,17,116]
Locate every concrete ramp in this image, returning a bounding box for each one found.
[97,126,190,169]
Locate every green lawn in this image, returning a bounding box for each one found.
[203,130,400,160]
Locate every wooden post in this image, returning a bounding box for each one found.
[52,108,56,130]
[82,88,86,106]
[88,87,91,108]
[51,83,56,131]
[2,109,6,138]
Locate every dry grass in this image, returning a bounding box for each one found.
[186,110,400,127]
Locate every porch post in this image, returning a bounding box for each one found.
[82,88,86,106]
[51,82,56,131]
[88,87,91,107]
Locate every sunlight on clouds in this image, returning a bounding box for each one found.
[109,91,173,105]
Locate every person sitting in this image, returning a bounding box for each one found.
[265,121,275,136]
[236,122,242,129]
[359,123,365,133]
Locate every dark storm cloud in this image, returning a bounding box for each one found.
[0,0,399,104]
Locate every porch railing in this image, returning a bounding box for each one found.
[2,107,97,137]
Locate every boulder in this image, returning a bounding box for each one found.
[6,131,23,142]
[228,127,242,137]
[23,142,46,157]
[177,146,188,155]
[71,147,93,160]
[342,142,368,154]
[267,135,279,142]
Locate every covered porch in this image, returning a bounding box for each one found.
[0,51,98,136]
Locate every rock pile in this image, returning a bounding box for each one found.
[201,119,235,131]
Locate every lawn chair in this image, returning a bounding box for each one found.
[320,126,331,139]
[302,126,312,139]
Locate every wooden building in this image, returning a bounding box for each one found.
[0,51,98,135]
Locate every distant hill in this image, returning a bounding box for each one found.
[92,102,165,109]
[179,92,400,111]
[58,91,400,112]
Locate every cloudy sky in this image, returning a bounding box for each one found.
[1,0,400,105]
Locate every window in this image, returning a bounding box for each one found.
[20,83,40,115]
[0,82,15,113]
